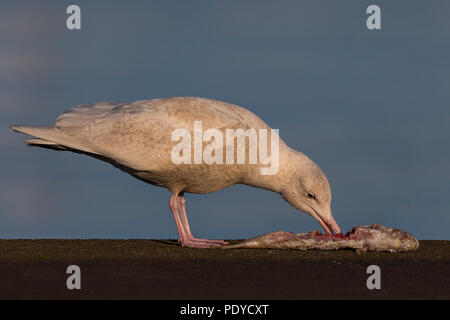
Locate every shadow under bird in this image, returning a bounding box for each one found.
[10,97,341,248]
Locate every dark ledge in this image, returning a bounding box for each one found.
[0,239,448,299]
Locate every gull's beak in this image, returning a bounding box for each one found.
[325,216,341,234]
[309,207,342,234]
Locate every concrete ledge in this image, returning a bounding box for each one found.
[0,239,448,299]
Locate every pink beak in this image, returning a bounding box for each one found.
[309,208,342,234]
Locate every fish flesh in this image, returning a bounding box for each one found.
[222,224,419,252]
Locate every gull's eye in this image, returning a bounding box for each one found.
[307,193,315,199]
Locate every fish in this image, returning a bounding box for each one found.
[221,224,419,253]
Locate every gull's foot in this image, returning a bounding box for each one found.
[181,238,228,248]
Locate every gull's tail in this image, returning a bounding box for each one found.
[9,125,97,154]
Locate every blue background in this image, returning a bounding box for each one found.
[1,1,449,239]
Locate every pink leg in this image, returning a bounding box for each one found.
[178,193,227,246]
[168,193,227,248]
[169,194,186,241]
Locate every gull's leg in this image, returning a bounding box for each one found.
[168,194,186,241]
[169,193,225,248]
[177,193,227,246]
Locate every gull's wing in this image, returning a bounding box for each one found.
[12,98,269,172]
[54,98,252,171]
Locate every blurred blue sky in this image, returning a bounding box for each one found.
[1,1,449,239]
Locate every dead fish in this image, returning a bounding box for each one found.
[222,224,419,252]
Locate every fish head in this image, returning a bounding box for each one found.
[354,224,420,251]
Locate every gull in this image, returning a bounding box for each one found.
[10,97,341,248]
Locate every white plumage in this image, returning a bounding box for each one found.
[11,97,341,247]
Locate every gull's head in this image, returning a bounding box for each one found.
[280,152,341,234]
